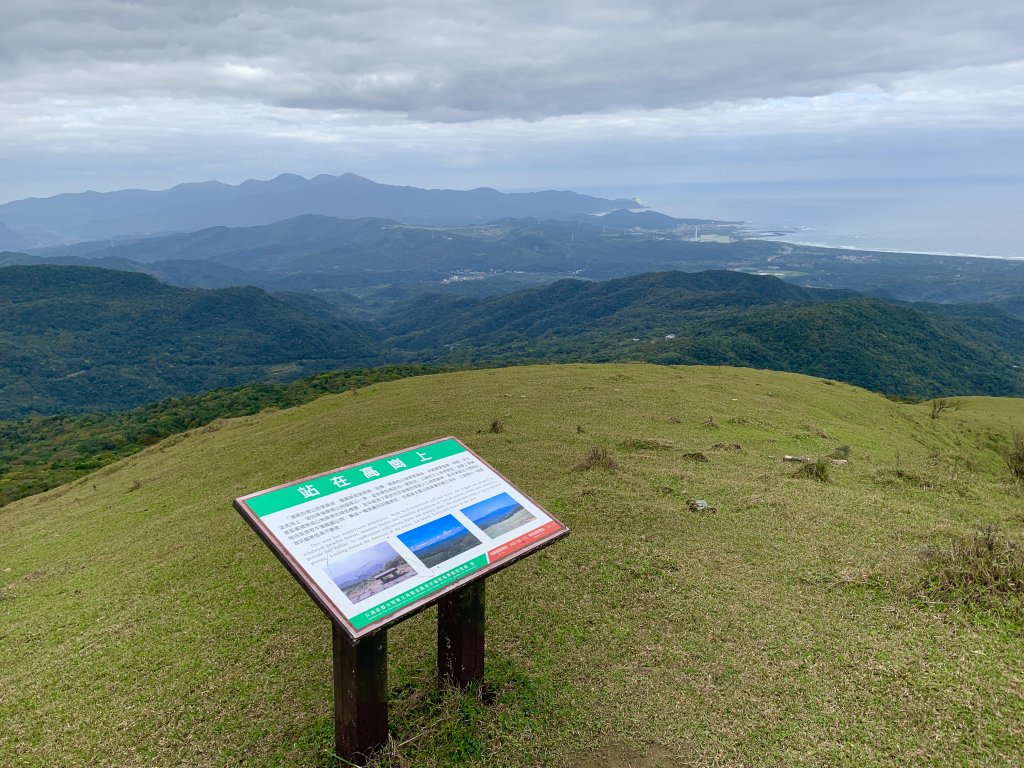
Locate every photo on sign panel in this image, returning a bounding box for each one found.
[324,541,417,605]
[397,514,483,569]
[460,492,536,539]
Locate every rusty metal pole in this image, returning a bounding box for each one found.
[333,622,388,764]
[437,580,485,690]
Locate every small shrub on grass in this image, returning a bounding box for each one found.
[1005,426,1024,481]
[829,445,851,460]
[574,447,618,471]
[794,458,830,482]
[929,399,958,417]
[916,527,1024,609]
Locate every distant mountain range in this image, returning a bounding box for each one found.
[0,173,639,245]
[10,211,1024,317]
[2,263,1021,418]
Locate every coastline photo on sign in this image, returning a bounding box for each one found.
[397,514,482,569]
[460,492,536,539]
[324,541,417,605]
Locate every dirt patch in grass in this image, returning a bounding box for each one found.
[876,468,933,489]
[620,438,673,451]
[567,744,678,768]
[575,447,619,471]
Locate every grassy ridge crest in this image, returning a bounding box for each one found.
[1,363,1023,767]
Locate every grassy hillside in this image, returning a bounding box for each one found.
[1,364,1023,767]
[0,364,449,507]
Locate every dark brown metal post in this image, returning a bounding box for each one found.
[333,622,388,764]
[437,580,485,689]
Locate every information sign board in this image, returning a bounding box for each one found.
[234,437,568,640]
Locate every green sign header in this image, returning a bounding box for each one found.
[245,438,466,517]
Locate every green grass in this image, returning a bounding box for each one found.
[2,364,1023,767]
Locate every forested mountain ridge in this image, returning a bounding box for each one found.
[3,264,1023,419]
[380,270,1024,398]
[0,265,380,417]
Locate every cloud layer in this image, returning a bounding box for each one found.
[1,1,1022,201]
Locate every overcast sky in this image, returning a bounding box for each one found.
[1,0,1022,203]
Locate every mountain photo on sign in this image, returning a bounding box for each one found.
[461,492,536,539]
[324,541,417,604]
[397,514,482,569]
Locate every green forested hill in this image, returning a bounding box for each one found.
[0,265,381,417]
[383,271,1024,398]
[2,364,1022,767]
[0,364,447,506]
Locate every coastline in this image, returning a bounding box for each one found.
[752,236,1024,262]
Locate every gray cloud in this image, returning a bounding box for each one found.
[3,1,1022,119]
[0,1,1021,203]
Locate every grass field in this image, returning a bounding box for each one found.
[1,363,1022,767]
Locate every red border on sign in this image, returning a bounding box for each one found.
[487,520,563,564]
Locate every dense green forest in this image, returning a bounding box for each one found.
[381,271,1024,398]
[4,264,1023,420]
[0,265,381,417]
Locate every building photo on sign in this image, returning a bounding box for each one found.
[324,541,417,605]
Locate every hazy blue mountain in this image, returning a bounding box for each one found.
[29,214,767,281]
[573,209,731,228]
[0,173,638,244]
[0,223,33,250]
[26,212,1024,318]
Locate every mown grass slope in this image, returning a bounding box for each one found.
[1,364,1022,767]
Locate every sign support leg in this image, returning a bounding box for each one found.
[437,580,486,690]
[333,622,388,764]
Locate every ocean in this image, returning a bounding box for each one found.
[576,177,1024,260]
